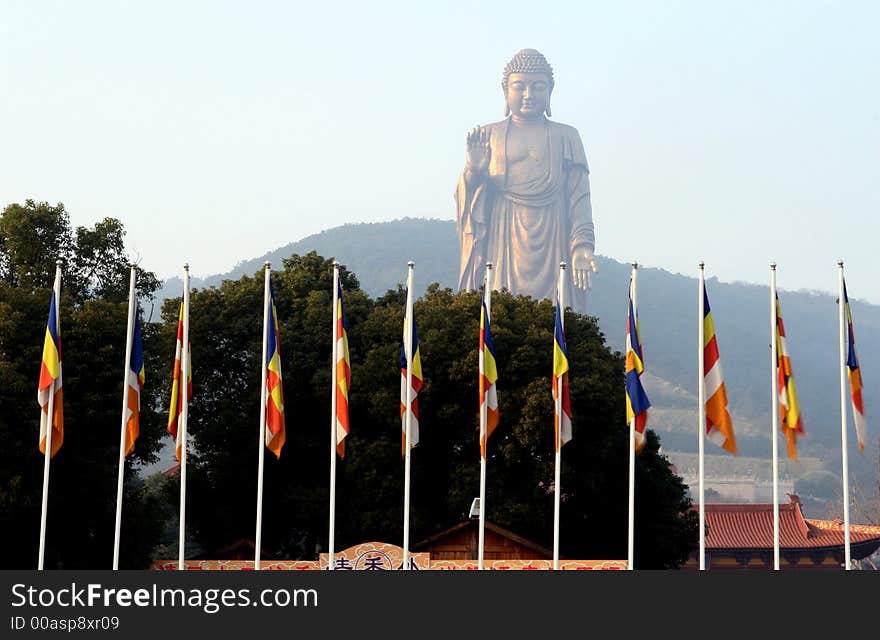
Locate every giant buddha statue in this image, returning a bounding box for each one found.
[456,48,596,312]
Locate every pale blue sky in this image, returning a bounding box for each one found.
[2,1,878,301]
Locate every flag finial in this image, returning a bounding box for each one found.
[264,261,270,268]
[770,262,776,270]
[559,261,567,269]
[631,262,638,270]
[408,261,415,267]
[837,259,844,267]
[699,261,705,270]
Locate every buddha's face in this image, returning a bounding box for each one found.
[506,72,551,119]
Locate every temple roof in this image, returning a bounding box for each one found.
[699,496,880,552]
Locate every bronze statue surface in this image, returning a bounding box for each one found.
[456,48,596,312]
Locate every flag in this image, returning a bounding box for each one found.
[335,281,351,458]
[400,311,423,455]
[265,281,286,458]
[124,314,145,457]
[775,294,803,460]
[702,284,736,454]
[479,299,499,459]
[843,281,866,452]
[37,290,64,458]
[167,302,192,461]
[552,298,572,451]
[625,292,650,452]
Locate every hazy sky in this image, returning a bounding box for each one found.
[2,1,878,301]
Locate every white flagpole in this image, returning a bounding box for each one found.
[697,262,706,570]
[178,264,191,571]
[402,261,415,570]
[328,262,340,570]
[553,262,566,570]
[255,262,271,570]
[627,262,637,571]
[113,265,137,570]
[37,259,62,571]
[770,262,780,571]
[837,260,852,570]
[478,262,493,570]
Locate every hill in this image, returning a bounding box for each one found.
[155,218,880,517]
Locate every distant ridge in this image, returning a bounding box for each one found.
[155,217,880,502]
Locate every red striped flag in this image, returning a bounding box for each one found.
[479,299,499,460]
[124,314,145,457]
[843,281,866,452]
[552,297,572,451]
[400,312,423,455]
[775,294,803,460]
[702,283,736,454]
[265,280,286,458]
[335,281,351,458]
[37,290,64,458]
[167,303,192,461]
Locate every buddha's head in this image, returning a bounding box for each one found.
[502,49,554,118]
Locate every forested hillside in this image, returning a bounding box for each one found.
[157,218,880,517]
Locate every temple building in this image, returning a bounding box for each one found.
[684,494,880,570]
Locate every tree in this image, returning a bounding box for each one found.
[169,252,696,568]
[0,201,164,569]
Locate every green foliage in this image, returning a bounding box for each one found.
[0,201,163,569]
[172,252,696,568]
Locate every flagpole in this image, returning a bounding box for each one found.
[403,261,415,570]
[478,262,493,571]
[770,262,780,571]
[113,265,137,570]
[178,264,190,571]
[697,262,706,570]
[255,263,271,570]
[627,262,637,571]
[837,260,852,570]
[328,263,340,570]
[37,259,62,571]
[553,262,566,570]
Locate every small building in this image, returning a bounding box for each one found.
[412,520,552,561]
[684,494,880,570]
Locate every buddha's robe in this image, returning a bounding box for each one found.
[456,117,595,312]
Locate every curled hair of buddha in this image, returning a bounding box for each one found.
[502,48,554,117]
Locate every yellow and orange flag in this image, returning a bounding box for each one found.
[702,283,736,454]
[167,303,192,461]
[479,299,499,460]
[775,294,803,459]
[37,289,64,458]
[124,314,145,457]
[552,297,572,452]
[264,280,286,458]
[335,281,351,458]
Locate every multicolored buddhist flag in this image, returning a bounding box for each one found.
[265,281,286,458]
[843,281,866,452]
[124,314,145,457]
[479,299,499,460]
[335,281,351,458]
[552,298,572,451]
[37,290,64,458]
[625,291,650,452]
[702,283,736,454]
[400,311,423,455]
[167,303,192,461]
[775,294,804,460]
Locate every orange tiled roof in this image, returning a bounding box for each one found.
[700,501,880,550]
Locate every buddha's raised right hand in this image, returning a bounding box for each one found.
[465,126,490,178]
